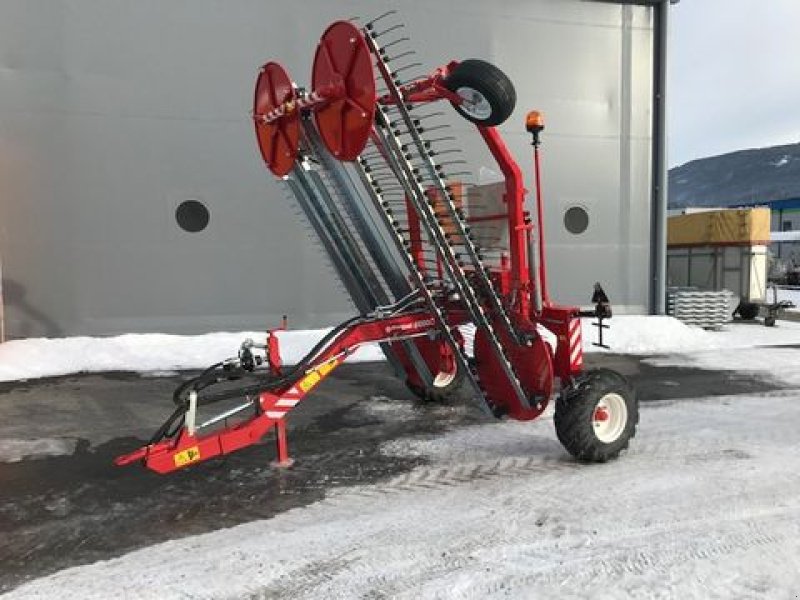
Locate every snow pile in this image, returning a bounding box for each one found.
[1,316,800,383]
[585,314,800,354]
[580,315,713,354]
[0,330,384,382]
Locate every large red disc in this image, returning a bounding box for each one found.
[254,61,299,177]
[474,319,554,421]
[312,21,376,160]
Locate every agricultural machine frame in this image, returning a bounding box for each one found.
[117,13,638,474]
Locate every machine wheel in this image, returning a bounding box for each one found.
[443,59,516,127]
[736,302,759,320]
[554,369,638,463]
[406,367,465,403]
[764,315,776,327]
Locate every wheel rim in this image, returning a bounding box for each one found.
[592,393,628,443]
[455,87,492,120]
[432,367,457,388]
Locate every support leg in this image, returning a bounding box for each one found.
[270,420,294,468]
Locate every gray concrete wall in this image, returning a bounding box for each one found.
[0,0,654,338]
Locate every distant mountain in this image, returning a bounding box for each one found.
[668,142,800,208]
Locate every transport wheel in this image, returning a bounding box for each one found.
[406,367,465,403]
[764,315,776,327]
[736,302,759,320]
[554,369,638,463]
[401,337,465,403]
[443,59,516,127]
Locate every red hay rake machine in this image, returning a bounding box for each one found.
[116,13,638,475]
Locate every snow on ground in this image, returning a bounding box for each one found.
[0,438,77,463]
[5,386,800,599]
[2,316,800,383]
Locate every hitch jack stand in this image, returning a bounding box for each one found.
[270,419,294,468]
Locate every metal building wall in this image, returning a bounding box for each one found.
[0,0,654,338]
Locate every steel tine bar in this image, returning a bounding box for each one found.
[383,50,417,63]
[370,23,405,38]
[415,124,450,134]
[378,36,411,52]
[392,62,424,75]
[364,10,398,28]
[411,112,447,121]
[424,136,457,144]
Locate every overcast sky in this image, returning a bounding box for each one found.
[668,0,800,167]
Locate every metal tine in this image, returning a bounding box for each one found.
[381,103,417,113]
[383,50,416,64]
[378,36,410,52]
[415,124,450,134]
[373,182,404,190]
[394,74,429,86]
[405,146,462,159]
[435,170,473,178]
[415,112,448,121]
[434,159,469,167]
[369,23,405,38]
[392,62,423,75]
[363,164,394,173]
[431,148,463,157]
[372,180,404,188]
[424,136,458,145]
[364,9,398,28]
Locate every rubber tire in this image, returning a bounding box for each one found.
[406,367,465,404]
[765,315,776,327]
[737,302,759,320]
[554,369,638,463]
[443,59,516,127]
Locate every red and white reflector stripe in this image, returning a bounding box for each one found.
[276,398,300,408]
[261,391,302,421]
[569,318,583,371]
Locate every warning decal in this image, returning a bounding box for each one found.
[174,446,201,467]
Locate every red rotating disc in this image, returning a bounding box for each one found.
[312,21,376,160]
[254,61,299,177]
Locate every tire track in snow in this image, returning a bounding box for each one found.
[348,456,580,497]
[471,508,798,599]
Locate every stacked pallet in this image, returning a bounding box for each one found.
[666,287,734,329]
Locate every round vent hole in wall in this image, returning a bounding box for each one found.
[564,206,589,235]
[176,200,210,233]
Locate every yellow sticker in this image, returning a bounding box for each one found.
[174,445,201,467]
[299,370,322,392]
[318,358,338,377]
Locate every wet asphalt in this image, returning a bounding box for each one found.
[0,355,789,593]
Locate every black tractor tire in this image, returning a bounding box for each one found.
[554,369,639,463]
[736,302,760,321]
[443,59,516,127]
